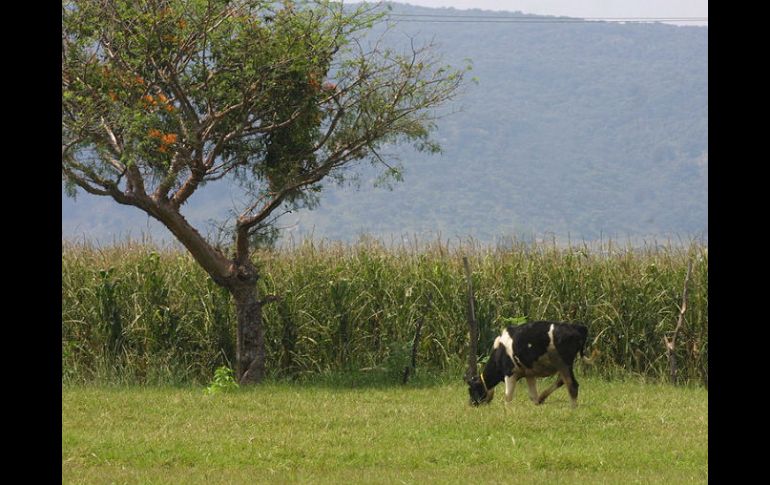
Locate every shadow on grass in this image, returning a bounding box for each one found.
[264,369,464,390]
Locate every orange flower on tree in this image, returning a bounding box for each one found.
[161,133,178,145]
[308,76,320,91]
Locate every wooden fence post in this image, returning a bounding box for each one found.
[463,256,479,382]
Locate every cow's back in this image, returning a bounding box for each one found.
[508,321,587,372]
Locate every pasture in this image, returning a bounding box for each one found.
[62,376,707,484]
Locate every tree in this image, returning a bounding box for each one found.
[62,0,466,384]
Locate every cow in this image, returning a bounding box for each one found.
[466,321,588,408]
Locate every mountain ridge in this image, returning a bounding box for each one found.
[62,2,708,246]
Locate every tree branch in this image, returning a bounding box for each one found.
[62,164,134,205]
[664,259,694,384]
[169,164,206,209]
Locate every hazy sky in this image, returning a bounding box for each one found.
[391,1,708,25]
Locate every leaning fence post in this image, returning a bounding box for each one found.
[463,256,479,382]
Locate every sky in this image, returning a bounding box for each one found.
[385,1,708,25]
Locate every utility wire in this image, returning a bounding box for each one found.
[386,16,707,24]
[384,12,707,24]
[387,12,706,20]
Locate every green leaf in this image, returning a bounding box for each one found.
[502,316,528,326]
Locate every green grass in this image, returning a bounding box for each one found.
[62,377,707,484]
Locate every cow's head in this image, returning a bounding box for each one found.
[466,375,495,406]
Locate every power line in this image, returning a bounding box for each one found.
[385,13,707,24]
[390,19,707,23]
[387,12,706,20]
[387,16,707,24]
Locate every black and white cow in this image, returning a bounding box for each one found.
[466,321,588,408]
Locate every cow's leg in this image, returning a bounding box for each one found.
[558,366,579,408]
[504,374,518,403]
[536,376,564,405]
[525,377,539,404]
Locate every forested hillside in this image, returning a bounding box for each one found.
[62,2,708,244]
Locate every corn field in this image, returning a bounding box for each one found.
[62,237,707,386]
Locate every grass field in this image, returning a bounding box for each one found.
[62,376,707,484]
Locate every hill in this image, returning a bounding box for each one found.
[62,2,708,245]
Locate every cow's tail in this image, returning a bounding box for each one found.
[573,323,592,363]
[577,324,588,358]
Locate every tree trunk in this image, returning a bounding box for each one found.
[231,284,266,385]
[149,203,268,384]
[100,195,272,385]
